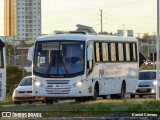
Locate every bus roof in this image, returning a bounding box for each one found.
[36,34,137,42]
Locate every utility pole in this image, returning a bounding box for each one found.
[100,10,103,33]
[147,36,150,59]
[156,0,160,100]
[152,32,156,70]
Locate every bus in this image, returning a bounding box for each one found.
[0,39,6,100]
[28,34,139,103]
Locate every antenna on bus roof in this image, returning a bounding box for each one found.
[76,24,97,35]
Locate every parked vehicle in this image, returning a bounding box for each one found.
[130,70,157,98]
[144,59,153,65]
[12,76,45,104]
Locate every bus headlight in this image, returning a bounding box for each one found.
[73,80,84,87]
[153,81,157,86]
[35,81,43,87]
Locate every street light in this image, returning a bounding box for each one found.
[156,0,160,100]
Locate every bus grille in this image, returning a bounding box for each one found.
[46,80,69,84]
[46,80,70,94]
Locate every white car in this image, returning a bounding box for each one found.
[12,76,44,104]
[131,70,158,98]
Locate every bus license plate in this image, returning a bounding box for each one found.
[53,89,62,93]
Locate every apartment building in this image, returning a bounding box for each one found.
[4,0,41,40]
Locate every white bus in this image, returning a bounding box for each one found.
[0,39,6,100]
[28,34,139,103]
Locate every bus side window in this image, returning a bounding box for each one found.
[94,42,101,62]
[125,43,131,62]
[118,43,124,62]
[110,43,117,62]
[132,43,137,62]
[102,43,109,62]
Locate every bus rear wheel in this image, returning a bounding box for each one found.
[119,82,125,99]
[110,82,126,99]
[130,94,135,98]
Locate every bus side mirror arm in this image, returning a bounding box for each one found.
[87,45,93,61]
[27,46,34,61]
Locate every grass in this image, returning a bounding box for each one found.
[0,98,160,117]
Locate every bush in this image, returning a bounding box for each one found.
[6,64,23,96]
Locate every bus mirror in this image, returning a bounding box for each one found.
[87,45,93,61]
[0,39,5,49]
[27,46,34,61]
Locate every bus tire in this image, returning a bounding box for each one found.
[110,82,126,99]
[120,82,126,99]
[28,101,33,104]
[102,95,107,99]
[139,95,143,98]
[45,97,53,104]
[91,83,99,100]
[110,94,117,99]
[14,101,20,104]
[130,94,135,98]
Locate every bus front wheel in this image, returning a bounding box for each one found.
[45,97,53,104]
[91,83,99,100]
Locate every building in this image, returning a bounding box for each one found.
[4,0,16,36]
[117,30,134,37]
[4,0,41,40]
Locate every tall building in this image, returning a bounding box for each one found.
[4,0,41,40]
[4,0,16,36]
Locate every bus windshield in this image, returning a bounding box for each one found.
[33,41,85,77]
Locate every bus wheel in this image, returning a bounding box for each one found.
[14,101,20,104]
[120,82,125,99]
[28,101,33,104]
[45,97,53,104]
[102,95,107,99]
[130,94,135,98]
[91,84,98,100]
[117,82,126,99]
[110,94,117,99]
[139,95,143,98]
[55,99,59,103]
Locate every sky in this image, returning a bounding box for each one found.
[0,0,157,36]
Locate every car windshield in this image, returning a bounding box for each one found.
[33,41,85,77]
[139,71,156,80]
[19,77,32,86]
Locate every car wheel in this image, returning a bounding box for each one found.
[55,99,59,103]
[139,95,143,98]
[14,101,20,104]
[28,101,33,104]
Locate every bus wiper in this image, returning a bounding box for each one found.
[46,55,55,75]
